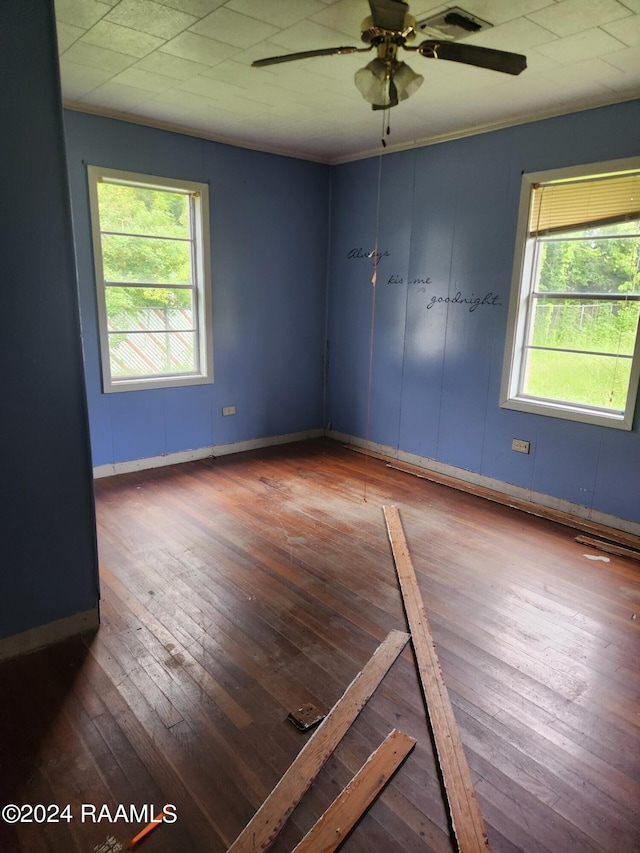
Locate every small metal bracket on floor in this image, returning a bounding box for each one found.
[287,703,326,732]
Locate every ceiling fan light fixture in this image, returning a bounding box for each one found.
[355,58,388,105]
[355,58,423,107]
[393,61,424,100]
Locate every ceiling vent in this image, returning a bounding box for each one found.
[416,7,493,41]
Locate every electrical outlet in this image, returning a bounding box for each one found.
[512,438,530,454]
[222,405,236,416]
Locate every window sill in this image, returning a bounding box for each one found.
[500,394,633,430]
[103,373,212,394]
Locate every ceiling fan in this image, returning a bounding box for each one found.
[252,0,527,110]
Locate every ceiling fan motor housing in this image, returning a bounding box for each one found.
[360,14,418,46]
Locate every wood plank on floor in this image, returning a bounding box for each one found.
[384,505,491,853]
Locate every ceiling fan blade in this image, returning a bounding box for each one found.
[418,40,527,75]
[252,45,365,68]
[368,0,409,32]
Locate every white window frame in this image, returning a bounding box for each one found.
[500,158,640,431]
[88,166,213,393]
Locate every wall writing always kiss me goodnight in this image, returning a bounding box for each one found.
[347,248,502,313]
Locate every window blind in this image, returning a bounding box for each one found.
[529,171,640,237]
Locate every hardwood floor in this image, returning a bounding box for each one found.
[1,438,638,852]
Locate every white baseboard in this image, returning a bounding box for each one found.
[329,430,640,538]
[93,429,324,479]
[0,607,100,663]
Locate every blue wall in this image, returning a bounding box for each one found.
[0,2,99,641]
[65,111,330,467]
[326,100,640,525]
[65,99,640,526]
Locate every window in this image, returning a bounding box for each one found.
[501,158,640,430]
[88,166,213,393]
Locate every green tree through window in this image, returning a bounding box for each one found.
[89,167,212,393]
[526,221,640,411]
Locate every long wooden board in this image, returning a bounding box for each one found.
[292,728,416,853]
[383,505,491,853]
[226,629,410,853]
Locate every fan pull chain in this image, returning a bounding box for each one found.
[381,105,391,148]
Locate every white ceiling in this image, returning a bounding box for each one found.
[56,0,640,164]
